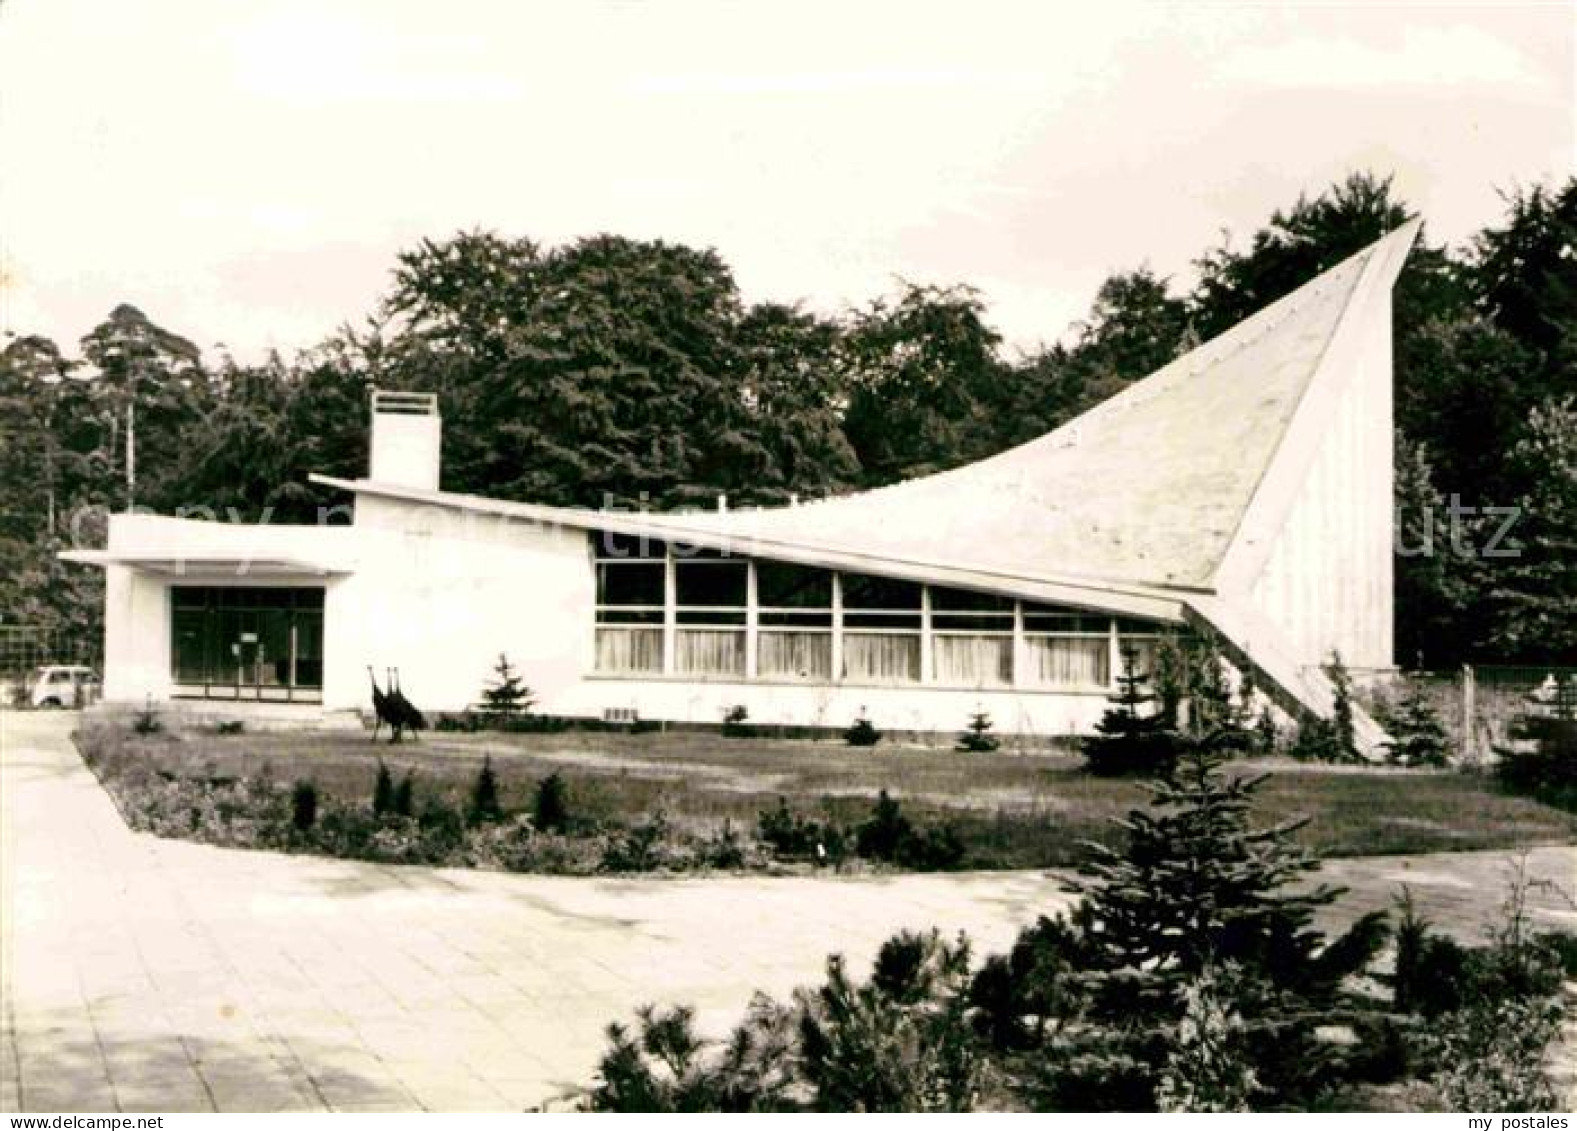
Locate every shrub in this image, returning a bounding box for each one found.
[1423,996,1564,1112]
[704,819,749,870]
[969,912,1095,1053]
[1391,890,1474,1017]
[214,720,245,736]
[533,771,571,833]
[1251,709,1279,755]
[853,792,966,871]
[757,799,846,864]
[1325,651,1360,761]
[855,790,912,862]
[583,997,798,1112]
[418,796,467,854]
[372,760,395,816]
[721,704,757,738]
[132,698,162,736]
[900,824,966,871]
[1496,716,1577,808]
[797,929,983,1112]
[1154,965,1260,1113]
[844,712,882,747]
[956,711,1000,753]
[1015,735,1391,1110]
[291,781,318,831]
[468,756,503,825]
[392,771,415,818]
[602,811,672,873]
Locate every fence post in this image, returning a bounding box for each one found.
[1461,663,1476,762]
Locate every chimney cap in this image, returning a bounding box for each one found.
[371,388,439,417]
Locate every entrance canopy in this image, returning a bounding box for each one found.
[59,550,352,578]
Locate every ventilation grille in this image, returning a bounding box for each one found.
[371,389,439,416]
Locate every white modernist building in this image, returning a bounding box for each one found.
[65,224,1421,748]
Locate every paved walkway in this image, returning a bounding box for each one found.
[3,711,1573,1112]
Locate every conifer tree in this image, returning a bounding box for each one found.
[480,653,535,722]
[392,770,415,818]
[1082,647,1173,776]
[1325,651,1361,763]
[1075,734,1344,975]
[372,760,395,816]
[469,756,503,824]
[1064,733,1390,1107]
[1383,683,1452,767]
[956,710,1000,753]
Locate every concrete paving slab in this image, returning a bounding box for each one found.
[4,710,1573,1111]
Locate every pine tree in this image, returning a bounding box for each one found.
[469,756,503,824]
[1383,683,1452,767]
[1082,647,1174,776]
[956,710,1000,753]
[372,760,395,816]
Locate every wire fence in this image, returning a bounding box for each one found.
[1400,664,1577,763]
[0,625,99,680]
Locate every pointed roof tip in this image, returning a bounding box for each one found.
[319,219,1423,602]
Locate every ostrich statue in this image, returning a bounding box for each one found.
[386,667,427,743]
[367,665,396,742]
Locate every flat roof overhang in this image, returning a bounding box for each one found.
[59,551,353,578]
[310,474,1196,623]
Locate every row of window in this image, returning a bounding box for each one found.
[591,535,1171,689]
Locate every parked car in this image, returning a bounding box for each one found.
[29,665,101,709]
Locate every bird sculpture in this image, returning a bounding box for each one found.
[367,665,396,742]
[386,667,427,743]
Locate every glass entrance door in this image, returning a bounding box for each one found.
[171,586,325,702]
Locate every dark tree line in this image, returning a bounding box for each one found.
[2,173,1572,665]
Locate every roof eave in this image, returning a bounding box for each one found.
[310,473,1198,621]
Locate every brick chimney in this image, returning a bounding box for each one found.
[369,390,442,490]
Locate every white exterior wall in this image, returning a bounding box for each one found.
[95,513,358,705]
[368,412,442,490]
[102,565,172,702]
[92,500,1141,736]
[1246,294,1395,671]
[327,495,594,712]
[346,496,1111,733]
[547,678,1109,737]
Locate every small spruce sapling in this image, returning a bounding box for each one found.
[132,696,162,735]
[845,710,882,747]
[372,760,395,816]
[291,781,319,831]
[392,770,415,817]
[956,710,1000,753]
[534,771,571,832]
[721,704,756,738]
[1325,651,1361,762]
[469,756,503,824]
[1082,646,1174,776]
[479,653,535,723]
[1383,683,1451,767]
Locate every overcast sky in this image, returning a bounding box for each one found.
[1,1,1571,363]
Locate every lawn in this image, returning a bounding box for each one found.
[78,723,1577,869]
